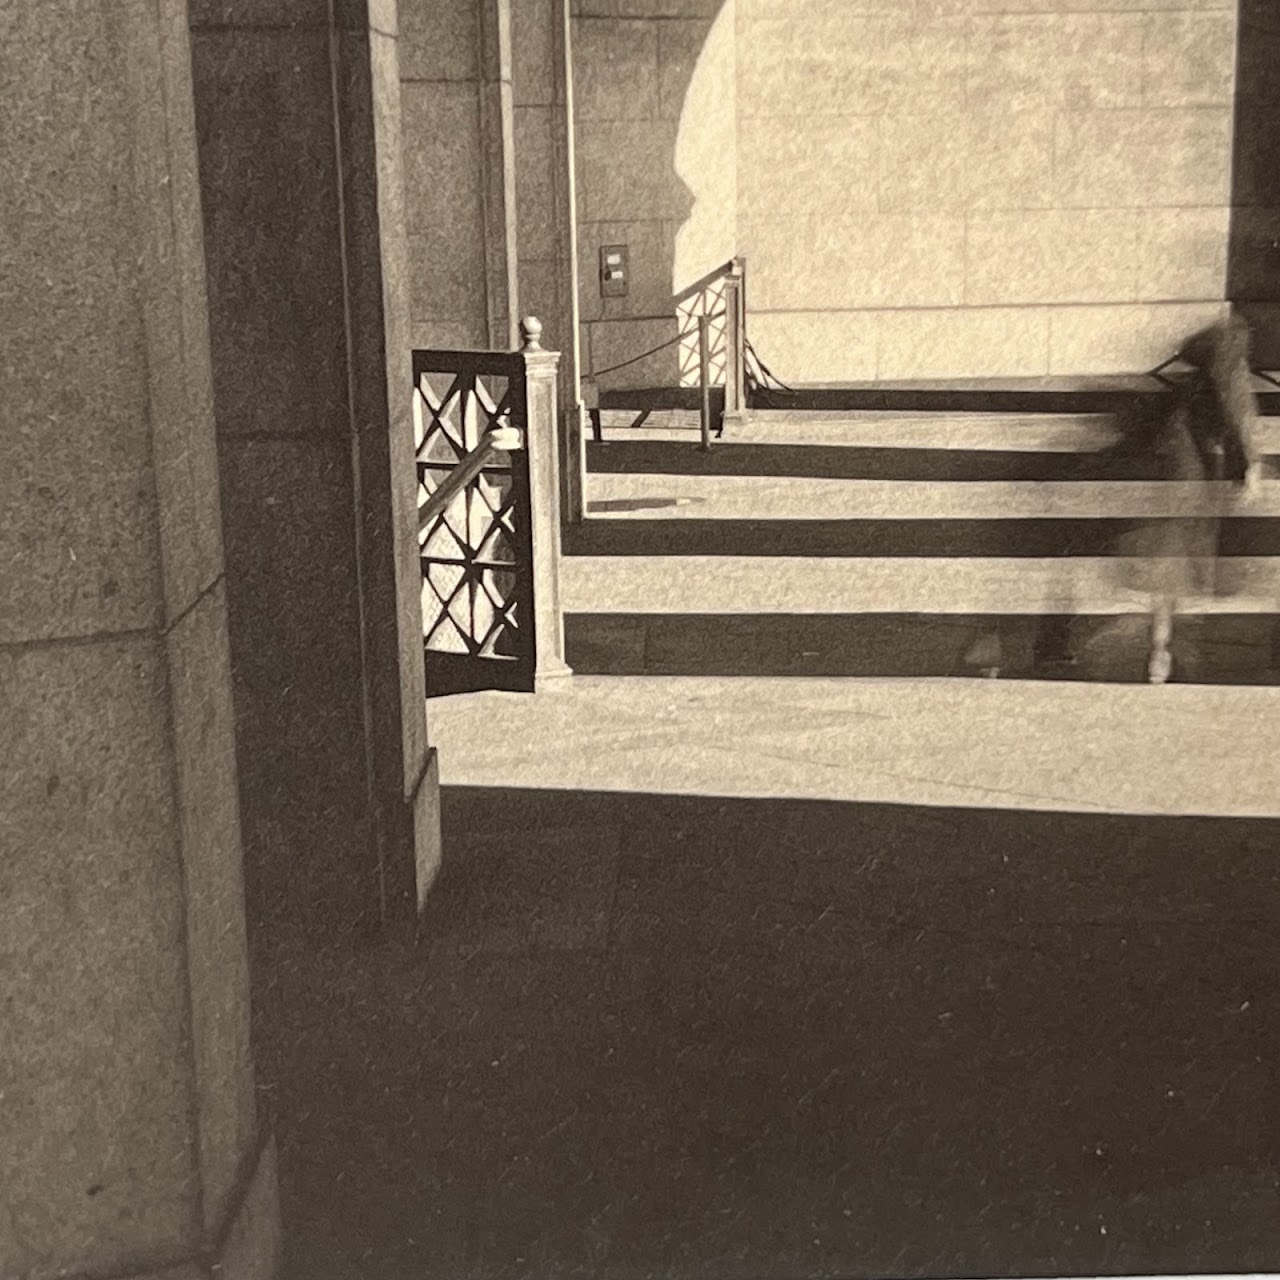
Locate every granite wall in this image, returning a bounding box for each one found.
[571,0,730,392]
[399,0,519,350]
[1,1,277,1275]
[190,0,437,946]
[398,0,576,379]
[513,0,576,364]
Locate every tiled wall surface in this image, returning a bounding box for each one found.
[400,0,494,348]
[568,0,1242,382]
[514,0,571,359]
[737,0,1239,379]
[572,0,728,390]
[403,0,1245,381]
[402,0,574,378]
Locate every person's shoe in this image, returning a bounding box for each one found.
[964,632,1002,679]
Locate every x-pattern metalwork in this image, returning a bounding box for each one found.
[414,364,526,661]
[677,273,729,390]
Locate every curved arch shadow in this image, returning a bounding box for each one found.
[574,0,733,400]
[671,0,737,299]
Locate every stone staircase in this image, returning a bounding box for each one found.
[563,407,1280,684]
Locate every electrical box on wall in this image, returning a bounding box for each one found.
[599,245,629,298]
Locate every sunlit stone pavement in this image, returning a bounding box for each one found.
[429,675,1280,818]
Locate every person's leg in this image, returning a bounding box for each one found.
[1149,595,1175,684]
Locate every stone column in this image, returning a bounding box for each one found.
[190,0,439,944]
[1,2,278,1277]
[510,0,584,521]
[480,0,521,350]
[398,0,520,352]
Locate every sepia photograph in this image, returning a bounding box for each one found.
[3,0,1280,1277]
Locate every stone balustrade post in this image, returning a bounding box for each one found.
[518,318,574,690]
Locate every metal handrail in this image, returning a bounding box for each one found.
[678,256,746,445]
[584,255,748,449]
[673,256,741,307]
[417,425,521,535]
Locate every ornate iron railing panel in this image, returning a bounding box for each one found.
[412,350,535,692]
[674,257,746,418]
[676,270,729,391]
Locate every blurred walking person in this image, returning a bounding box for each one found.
[1129,313,1262,684]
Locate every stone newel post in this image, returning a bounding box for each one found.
[519,317,574,690]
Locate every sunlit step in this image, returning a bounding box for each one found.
[733,412,1120,452]
[604,412,1115,452]
[562,555,1280,615]
[598,411,1280,455]
[585,474,1280,521]
[740,414,1280,454]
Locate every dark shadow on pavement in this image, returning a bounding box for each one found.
[254,786,1280,1280]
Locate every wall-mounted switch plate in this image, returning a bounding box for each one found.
[600,244,629,298]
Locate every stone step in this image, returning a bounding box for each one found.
[728,417,1117,451]
[607,408,1279,453]
[599,409,1127,452]
[561,555,1280,616]
[755,372,1280,395]
[573,407,1280,684]
[588,410,1280,481]
[731,411,1280,453]
[588,443,1280,485]
[587,439,1167,482]
[735,371,1280,415]
[564,611,1280,685]
[565,516,1280,559]
[585,473,1280,520]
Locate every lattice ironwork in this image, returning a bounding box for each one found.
[676,272,729,391]
[413,354,532,672]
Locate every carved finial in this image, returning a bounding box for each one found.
[520,316,543,351]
